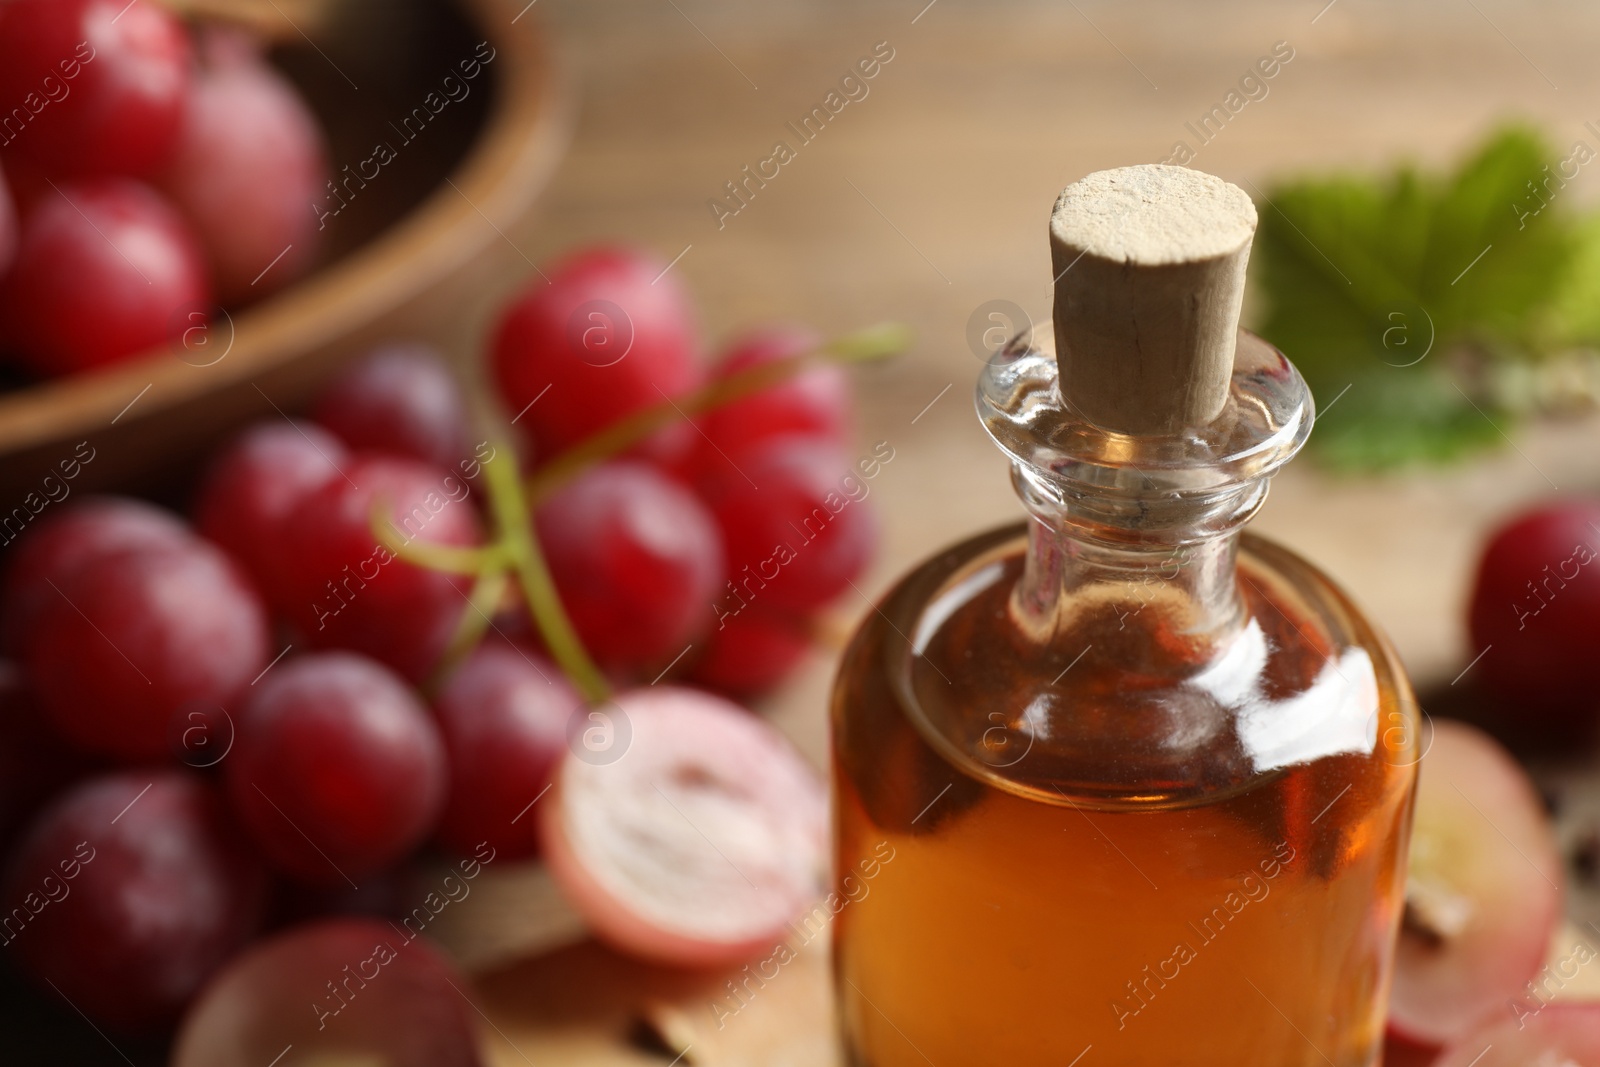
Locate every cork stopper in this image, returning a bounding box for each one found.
[1049,165,1257,435]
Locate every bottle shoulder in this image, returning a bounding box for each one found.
[833,523,1418,814]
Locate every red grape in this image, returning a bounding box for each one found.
[536,460,725,672]
[312,343,471,468]
[695,325,851,462]
[158,29,326,303]
[1468,499,1600,745]
[192,419,349,609]
[700,435,878,612]
[0,0,192,177]
[0,177,211,375]
[689,604,811,697]
[0,162,16,274]
[173,918,484,1067]
[0,494,190,655]
[542,685,826,966]
[226,652,446,885]
[432,641,578,859]
[490,245,700,463]
[1389,720,1563,1046]
[2,771,265,1034]
[280,454,483,681]
[20,539,270,762]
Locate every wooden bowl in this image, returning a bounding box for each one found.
[0,0,569,503]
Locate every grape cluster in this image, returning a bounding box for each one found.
[0,0,327,377]
[0,243,892,1048]
[497,249,878,694]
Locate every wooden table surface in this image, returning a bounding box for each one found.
[437,2,1600,1062]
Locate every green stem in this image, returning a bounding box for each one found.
[369,500,509,575]
[482,443,611,705]
[425,567,511,695]
[526,321,912,502]
[377,322,908,704]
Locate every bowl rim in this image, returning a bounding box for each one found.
[0,0,572,455]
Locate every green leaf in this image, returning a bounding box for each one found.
[1309,369,1504,471]
[1253,125,1581,469]
[1543,211,1600,346]
[1423,127,1574,346]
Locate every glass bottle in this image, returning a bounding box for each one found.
[830,166,1420,1067]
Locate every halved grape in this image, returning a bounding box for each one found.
[1389,719,1564,1045]
[1434,1003,1600,1067]
[173,918,485,1067]
[542,686,826,966]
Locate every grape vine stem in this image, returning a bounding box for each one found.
[374,320,910,702]
[482,444,612,704]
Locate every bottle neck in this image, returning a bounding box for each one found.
[977,330,1313,658]
[1013,508,1247,655]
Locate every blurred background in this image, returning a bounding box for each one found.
[4,0,1600,1063]
[532,0,1600,686]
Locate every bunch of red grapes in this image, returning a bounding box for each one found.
[0,0,326,377]
[0,244,859,1053]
